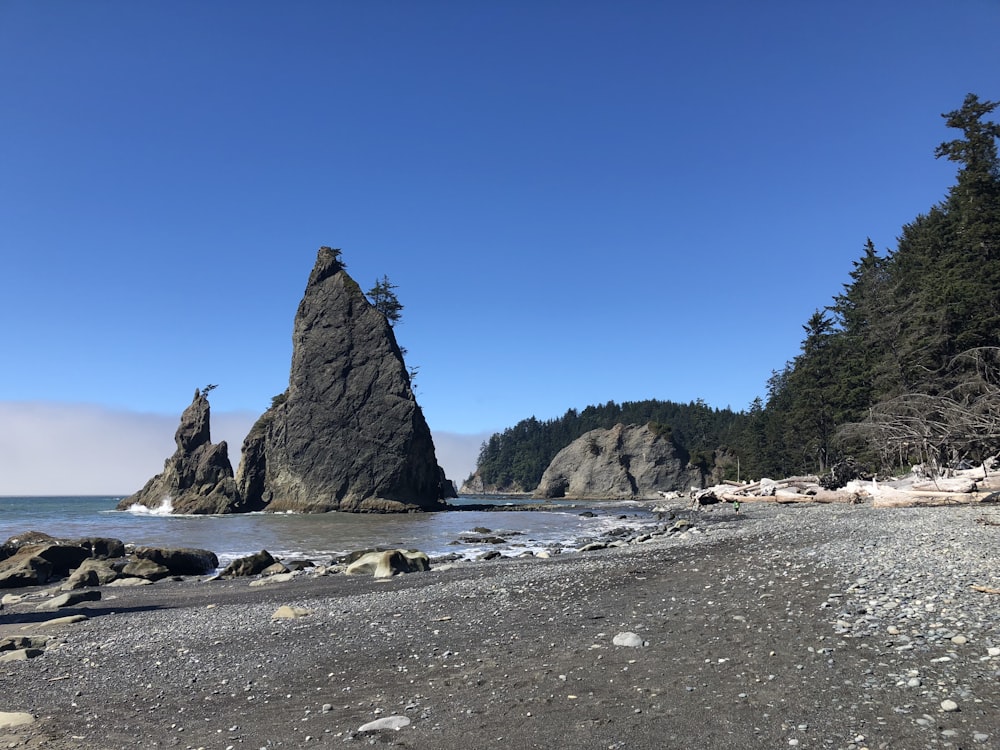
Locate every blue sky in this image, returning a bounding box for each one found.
[1,1,998,493]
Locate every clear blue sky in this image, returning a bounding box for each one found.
[1,1,998,493]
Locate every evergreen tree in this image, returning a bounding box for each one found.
[933,94,1000,355]
[367,275,404,326]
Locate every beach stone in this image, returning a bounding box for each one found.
[106,577,153,587]
[0,542,92,587]
[220,550,277,578]
[0,636,47,652]
[0,712,35,730]
[66,558,120,587]
[134,546,219,576]
[612,632,647,648]
[358,715,410,732]
[122,558,172,581]
[36,589,101,611]
[0,648,44,662]
[60,568,100,590]
[941,699,960,712]
[31,614,88,628]
[250,572,295,586]
[345,550,430,578]
[1,530,58,550]
[0,552,53,587]
[283,559,316,571]
[272,605,312,619]
[261,562,289,576]
[70,536,126,559]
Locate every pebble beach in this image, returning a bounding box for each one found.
[3,500,1000,749]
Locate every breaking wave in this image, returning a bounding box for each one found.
[124,496,174,516]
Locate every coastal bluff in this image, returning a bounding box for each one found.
[122,247,451,514]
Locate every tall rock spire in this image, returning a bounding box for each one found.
[236,247,450,512]
[116,389,243,514]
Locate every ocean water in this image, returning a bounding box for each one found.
[0,495,659,567]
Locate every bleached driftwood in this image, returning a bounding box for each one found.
[715,488,858,504]
[866,478,996,508]
[971,584,1000,595]
[727,476,820,496]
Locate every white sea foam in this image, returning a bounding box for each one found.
[125,496,174,516]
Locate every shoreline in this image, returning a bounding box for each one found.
[3,502,1000,748]
[0,495,680,569]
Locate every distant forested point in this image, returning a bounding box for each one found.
[473,398,746,491]
[472,93,1000,489]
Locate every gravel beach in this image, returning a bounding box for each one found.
[3,501,1000,749]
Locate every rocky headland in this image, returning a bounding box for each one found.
[535,423,701,500]
[462,422,714,497]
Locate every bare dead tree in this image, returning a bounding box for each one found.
[836,347,1000,477]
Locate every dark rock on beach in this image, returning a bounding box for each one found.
[133,546,219,576]
[220,550,278,578]
[0,543,92,588]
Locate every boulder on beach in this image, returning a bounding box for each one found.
[345,549,430,578]
[2,531,123,560]
[70,537,126,559]
[220,550,277,578]
[121,558,172,581]
[35,589,101,611]
[62,558,121,589]
[0,543,92,588]
[133,546,219,576]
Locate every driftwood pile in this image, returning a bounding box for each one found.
[688,458,1000,508]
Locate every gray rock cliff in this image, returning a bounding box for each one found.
[235,246,449,512]
[535,423,699,499]
[116,390,243,514]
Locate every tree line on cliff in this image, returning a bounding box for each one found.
[473,93,1000,489]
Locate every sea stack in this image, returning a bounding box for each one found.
[116,389,243,514]
[235,247,449,512]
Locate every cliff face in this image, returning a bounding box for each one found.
[235,247,449,512]
[535,423,699,500]
[116,390,243,514]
